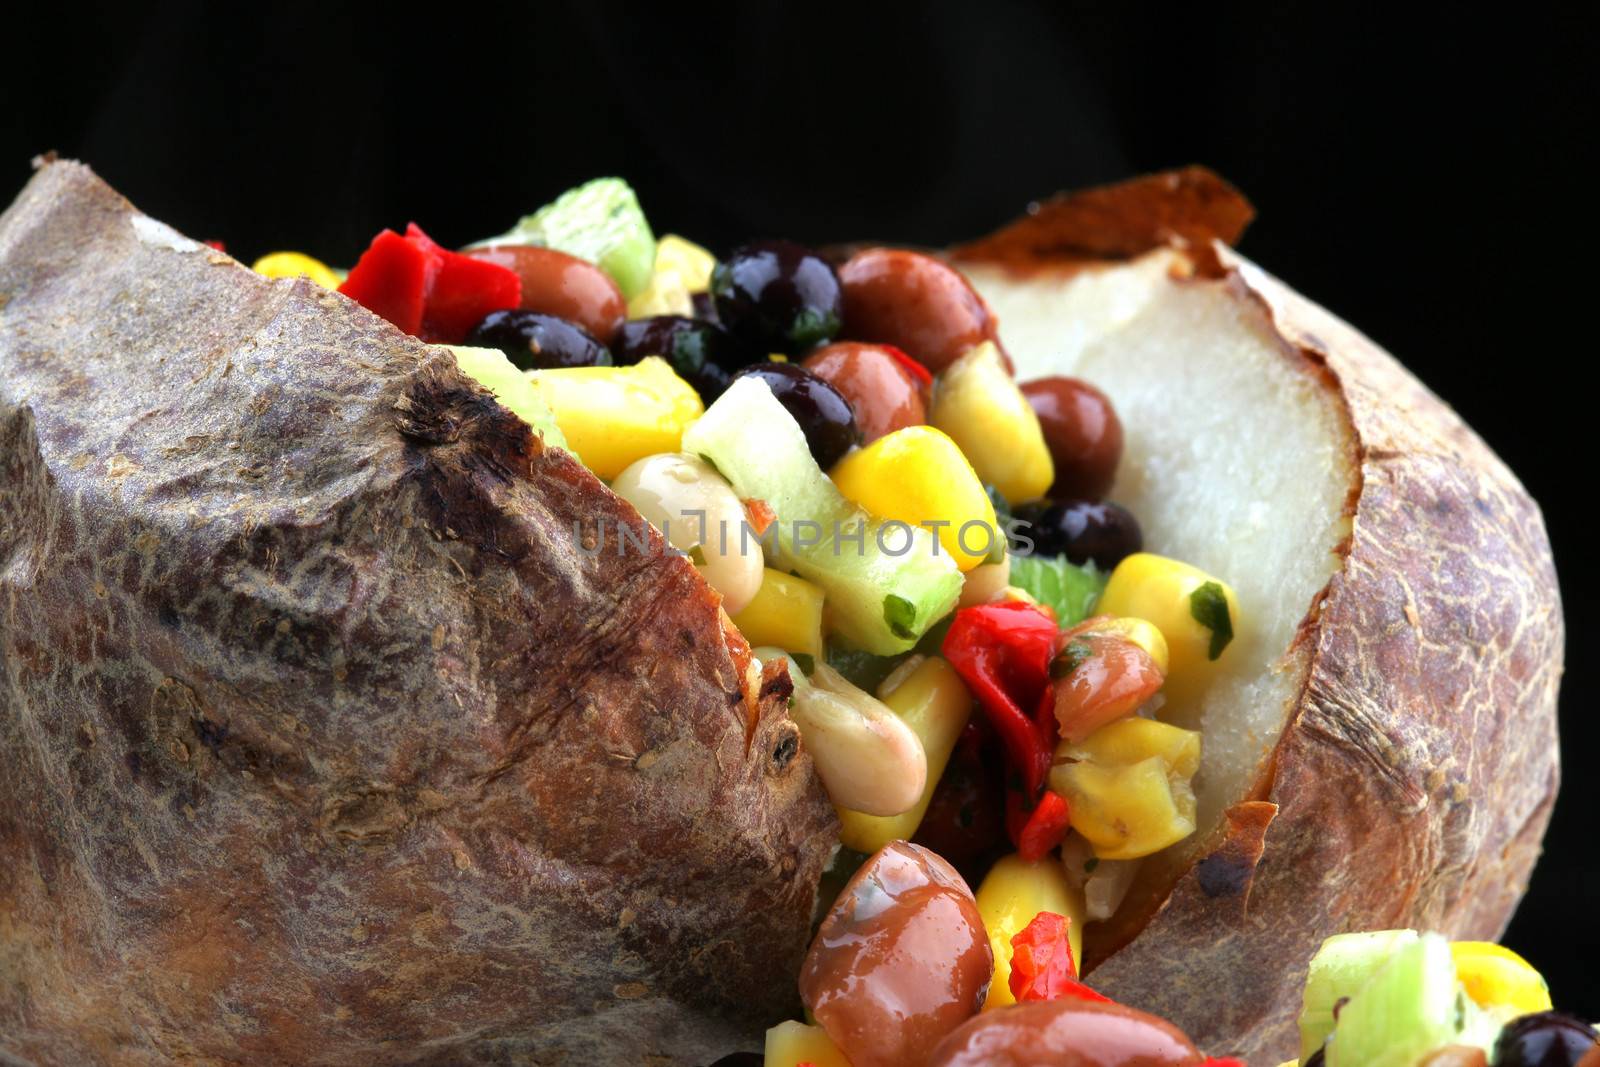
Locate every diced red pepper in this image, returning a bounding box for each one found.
[942,601,1060,797]
[338,224,520,343]
[1201,1060,1246,1067]
[1009,789,1072,862]
[1008,911,1111,1004]
[403,224,522,343]
[743,498,776,537]
[202,239,226,252]
[338,229,434,337]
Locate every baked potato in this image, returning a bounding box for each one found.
[0,160,1562,1066]
[952,168,1562,1061]
[0,159,836,1067]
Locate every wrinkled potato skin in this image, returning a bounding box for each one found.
[955,171,1563,1063]
[0,162,837,1067]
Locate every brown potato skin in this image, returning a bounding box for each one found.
[954,172,1563,1063]
[0,161,837,1067]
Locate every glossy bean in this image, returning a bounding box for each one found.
[788,665,927,817]
[801,341,927,443]
[464,245,626,344]
[610,452,763,614]
[801,841,992,1067]
[1021,376,1124,501]
[837,248,1004,374]
[928,998,1201,1067]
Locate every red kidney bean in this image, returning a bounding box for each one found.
[1021,376,1124,501]
[799,841,993,1067]
[837,248,1006,375]
[928,997,1203,1067]
[801,341,927,444]
[463,245,625,345]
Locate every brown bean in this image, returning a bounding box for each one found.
[800,841,992,1067]
[801,342,927,444]
[928,998,1202,1067]
[1021,376,1124,501]
[838,248,1004,375]
[463,245,626,345]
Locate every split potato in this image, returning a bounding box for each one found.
[0,161,1562,1066]
[0,161,835,1067]
[953,168,1562,1062]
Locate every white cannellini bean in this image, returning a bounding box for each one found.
[789,664,927,817]
[611,452,764,615]
[958,553,1012,608]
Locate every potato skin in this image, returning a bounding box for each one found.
[0,162,837,1066]
[956,173,1563,1063]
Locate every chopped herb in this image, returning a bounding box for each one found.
[1010,554,1106,628]
[1050,638,1094,679]
[789,652,815,675]
[883,593,917,640]
[1083,857,1100,874]
[1189,581,1234,660]
[687,545,707,566]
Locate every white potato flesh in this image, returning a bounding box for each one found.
[965,253,1355,848]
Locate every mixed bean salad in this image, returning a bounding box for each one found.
[250,179,1594,1067]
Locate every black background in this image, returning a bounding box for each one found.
[5,1,1595,1019]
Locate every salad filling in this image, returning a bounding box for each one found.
[246,178,1583,1064]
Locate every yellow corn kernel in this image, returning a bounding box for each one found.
[974,853,1087,1011]
[1096,553,1240,706]
[656,235,716,292]
[251,251,343,289]
[836,656,973,853]
[445,346,568,449]
[731,569,826,662]
[1092,617,1169,674]
[527,356,703,479]
[929,341,1054,504]
[1049,718,1202,861]
[1054,758,1195,861]
[626,270,693,319]
[625,235,717,319]
[1450,942,1552,1015]
[829,425,1000,572]
[763,1020,850,1067]
[1064,717,1199,778]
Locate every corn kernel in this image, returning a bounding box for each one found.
[732,570,825,662]
[1065,717,1199,777]
[763,1020,851,1067]
[1096,553,1240,706]
[527,356,703,479]
[830,425,999,572]
[1055,758,1194,860]
[1450,941,1552,1015]
[1049,718,1202,861]
[930,341,1054,504]
[655,235,716,292]
[251,251,343,289]
[836,657,972,853]
[625,235,717,319]
[974,853,1087,1010]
